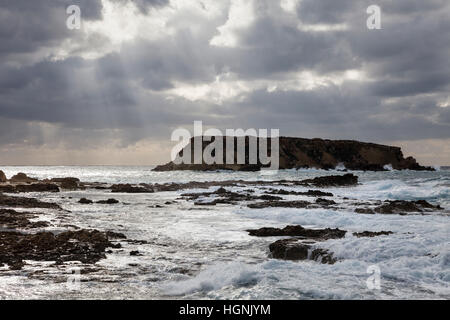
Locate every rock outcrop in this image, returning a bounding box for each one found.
[153,136,433,171]
[9,172,38,183]
[0,229,123,270]
[269,239,337,264]
[247,225,346,239]
[0,170,7,183]
[50,177,80,189]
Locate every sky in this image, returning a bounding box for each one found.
[0,0,449,166]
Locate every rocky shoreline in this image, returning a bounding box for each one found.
[0,169,447,282]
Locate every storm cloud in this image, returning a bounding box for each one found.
[0,0,449,165]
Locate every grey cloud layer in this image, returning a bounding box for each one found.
[0,0,449,155]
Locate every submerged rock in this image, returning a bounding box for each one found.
[353,231,393,237]
[265,189,334,197]
[97,198,119,204]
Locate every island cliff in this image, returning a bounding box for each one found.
[153,136,433,171]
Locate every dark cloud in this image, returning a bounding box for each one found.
[0,0,103,58]
[0,0,449,164]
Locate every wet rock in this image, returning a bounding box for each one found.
[247,225,346,240]
[248,200,310,209]
[183,187,283,206]
[0,170,7,183]
[0,208,49,229]
[50,177,80,189]
[265,189,334,197]
[374,200,442,214]
[150,175,359,193]
[315,198,337,206]
[130,250,143,256]
[0,185,16,193]
[78,198,93,204]
[111,184,154,193]
[0,183,59,193]
[269,239,337,264]
[0,194,62,210]
[353,231,393,237]
[9,173,38,183]
[0,229,124,270]
[97,198,119,204]
[106,231,127,239]
[299,174,358,187]
[15,183,60,193]
[355,208,375,214]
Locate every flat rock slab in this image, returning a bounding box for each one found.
[247,225,346,240]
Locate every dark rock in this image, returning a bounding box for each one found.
[9,173,38,183]
[269,238,337,264]
[0,208,49,229]
[0,183,59,193]
[353,231,393,237]
[0,170,7,183]
[78,198,93,204]
[0,194,62,210]
[374,200,442,214]
[50,177,80,189]
[0,229,125,270]
[97,198,119,204]
[153,137,433,171]
[111,184,154,193]
[266,189,334,197]
[15,183,60,193]
[0,185,16,193]
[130,250,143,256]
[355,208,375,214]
[299,174,358,187]
[248,200,310,209]
[247,225,346,240]
[315,198,337,206]
[106,231,127,239]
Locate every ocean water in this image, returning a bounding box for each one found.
[0,166,449,300]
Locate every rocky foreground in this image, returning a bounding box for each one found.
[0,169,446,276]
[153,136,434,171]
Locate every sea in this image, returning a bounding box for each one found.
[0,166,449,299]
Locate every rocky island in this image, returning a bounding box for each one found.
[153,136,433,171]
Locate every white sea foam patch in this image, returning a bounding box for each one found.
[162,262,261,295]
[327,179,450,204]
